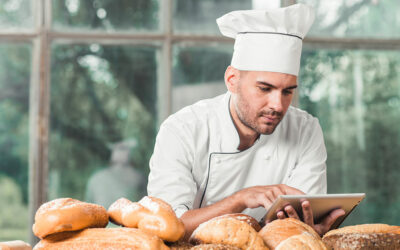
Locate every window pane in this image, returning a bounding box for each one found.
[0,0,32,30]
[173,0,252,34]
[49,44,158,209]
[299,48,400,225]
[52,0,159,32]
[172,44,232,112]
[0,43,31,241]
[299,0,400,38]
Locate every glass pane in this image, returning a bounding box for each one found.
[0,43,31,241]
[299,0,400,38]
[172,44,232,112]
[52,0,159,32]
[0,0,33,30]
[299,48,400,225]
[173,0,253,34]
[49,44,158,210]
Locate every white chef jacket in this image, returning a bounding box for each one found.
[148,92,327,221]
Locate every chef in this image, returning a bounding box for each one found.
[148,3,345,237]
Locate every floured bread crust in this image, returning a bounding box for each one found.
[275,233,327,250]
[322,224,400,249]
[33,228,169,250]
[108,196,185,242]
[190,216,269,250]
[32,198,108,238]
[258,218,320,249]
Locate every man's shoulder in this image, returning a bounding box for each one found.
[162,93,226,128]
[282,106,320,133]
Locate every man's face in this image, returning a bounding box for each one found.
[230,69,297,135]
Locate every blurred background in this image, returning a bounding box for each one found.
[0,0,399,245]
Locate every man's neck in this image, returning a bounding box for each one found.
[229,99,259,151]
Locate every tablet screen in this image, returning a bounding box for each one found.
[262,193,365,229]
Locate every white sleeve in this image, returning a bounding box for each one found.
[147,119,197,217]
[286,118,327,194]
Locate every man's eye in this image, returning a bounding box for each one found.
[283,90,293,96]
[259,87,271,92]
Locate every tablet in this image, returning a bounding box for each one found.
[262,193,365,230]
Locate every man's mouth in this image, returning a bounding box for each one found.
[261,115,280,123]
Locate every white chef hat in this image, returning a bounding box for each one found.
[217,3,315,76]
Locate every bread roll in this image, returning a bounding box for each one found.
[275,234,327,250]
[322,224,400,249]
[108,196,185,242]
[258,218,320,249]
[0,241,31,250]
[33,228,169,250]
[32,198,108,238]
[218,214,261,232]
[168,241,193,250]
[190,216,269,250]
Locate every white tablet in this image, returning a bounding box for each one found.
[262,193,365,229]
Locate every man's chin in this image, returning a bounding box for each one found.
[257,124,277,135]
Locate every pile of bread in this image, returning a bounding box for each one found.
[27,196,400,250]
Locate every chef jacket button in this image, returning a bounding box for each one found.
[215,158,221,164]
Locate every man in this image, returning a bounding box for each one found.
[148,4,345,238]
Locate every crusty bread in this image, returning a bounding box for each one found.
[322,224,400,249]
[108,196,185,242]
[190,216,269,250]
[191,244,241,250]
[33,228,169,250]
[32,198,108,238]
[258,218,320,249]
[168,241,193,250]
[0,241,31,250]
[218,214,261,232]
[275,234,327,250]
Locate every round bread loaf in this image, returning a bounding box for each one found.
[275,234,327,250]
[190,216,269,250]
[33,228,169,250]
[168,241,193,250]
[108,196,185,242]
[32,198,108,239]
[218,214,261,232]
[322,224,400,249]
[191,244,241,250]
[258,218,320,249]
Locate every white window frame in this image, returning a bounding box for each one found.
[0,0,399,244]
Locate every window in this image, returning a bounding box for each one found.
[1,0,399,245]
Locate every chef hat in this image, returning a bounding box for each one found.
[217,3,315,76]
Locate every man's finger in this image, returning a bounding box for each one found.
[277,211,286,219]
[321,209,346,229]
[301,200,313,226]
[284,205,300,220]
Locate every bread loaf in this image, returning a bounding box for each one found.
[322,224,400,249]
[32,198,108,238]
[191,244,241,250]
[190,216,269,250]
[275,234,327,250]
[0,241,31,250]
[218,213,262,232]
[108,196,185,242]
[258,218,320,249]
[33,228,169,250]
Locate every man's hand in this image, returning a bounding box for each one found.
[276,200,346,236]
[233,184,304,212]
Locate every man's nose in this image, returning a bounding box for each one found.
[269,92,284,113]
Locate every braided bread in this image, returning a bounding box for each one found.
[108,196,185,242]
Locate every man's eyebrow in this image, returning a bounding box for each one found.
[256,81,298,90]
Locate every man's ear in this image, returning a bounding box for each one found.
[224,66,240,93]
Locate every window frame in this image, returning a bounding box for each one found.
[0,0,399,244]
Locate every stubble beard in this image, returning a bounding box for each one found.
[234,93,283,135]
